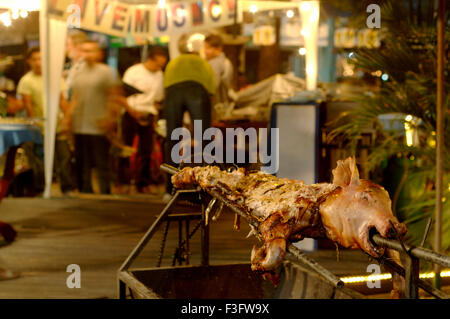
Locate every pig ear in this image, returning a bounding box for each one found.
[332,157,360,187]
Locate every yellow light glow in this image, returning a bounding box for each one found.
[159,35,169,43]
[429,139,436,148]
[404,114,414,147]
[298,47,307,55]
[299,1,319,90]
[286,10,294,18]
[340,269,450,284]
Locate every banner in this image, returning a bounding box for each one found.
[48,0,240,38]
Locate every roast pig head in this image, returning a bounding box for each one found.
[320,157,407,257]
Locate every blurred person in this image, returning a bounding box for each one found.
[15,47,76,195]
[203,34,233,120]
[68,40,120,194]
[0,54,20,116]
[64,31,88,101]
[162,34,216,199]
[17,47,43,118]
[118,47,168,194]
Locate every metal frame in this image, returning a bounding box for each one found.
[118,188,208,299]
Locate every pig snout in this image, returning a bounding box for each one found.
[371,213,407,239]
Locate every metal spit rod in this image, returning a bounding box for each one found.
[161,164,344,288]
[372,234,450,268]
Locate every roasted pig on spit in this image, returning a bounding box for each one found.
[172,157,407,285]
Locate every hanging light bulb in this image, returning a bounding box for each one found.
[298,47,307,55]
[286,10,294,18]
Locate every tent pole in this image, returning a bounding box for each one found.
[40,0,52,198]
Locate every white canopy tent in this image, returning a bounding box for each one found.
[0,0,319,198]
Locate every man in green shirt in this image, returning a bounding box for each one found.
[163,35,216,196]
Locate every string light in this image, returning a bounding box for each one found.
[298,47,307,55]
[340,269,450,284]
[249,4,258,13]
[0,8,29,27]
[286,10,294,18]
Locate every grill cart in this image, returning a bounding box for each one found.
[117,164,450,299]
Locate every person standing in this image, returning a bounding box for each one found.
[162,35,216,198]
[64,31,88,101]
[16,47,75,195]
[118,47,168,193]
[203,34,233,120]
[69,40,120,194]
[17,47,44,118]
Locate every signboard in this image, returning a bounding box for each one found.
[253,25,275,46]
[334,27,381,48]
[48,0,240,38]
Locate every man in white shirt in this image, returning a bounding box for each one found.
[118,47,168,193]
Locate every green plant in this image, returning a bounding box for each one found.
[328,0,450,253]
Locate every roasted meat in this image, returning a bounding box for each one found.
[172,157,407,279]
